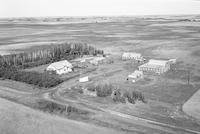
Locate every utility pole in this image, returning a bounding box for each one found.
[187,68,191,85]
[186,66,191,85]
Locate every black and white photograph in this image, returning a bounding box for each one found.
[0,0,200,133]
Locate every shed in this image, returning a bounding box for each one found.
[128,70,144,79]
[122,52,142,61]
[79,76,89,83]
[168,59,177,64]
[46,60,73,75]
[89,57,105,65]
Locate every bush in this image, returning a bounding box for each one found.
[85,83,114,97]
[67,105,88,115]
[132,90,146,103]
[123,91,135,104]
[96,83,113,97]
[112,89,126,103]
[87,85,96,92]
[123,90,146,104]
[36,100,66,113]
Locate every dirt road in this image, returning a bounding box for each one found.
[0,69,200,134]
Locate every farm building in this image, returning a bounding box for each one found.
[168,59,177,64]
[139,59,170,74]
[128,70,144,79]
[46,60,73,75]
[79,76,89,83]
[128,70,144,82]
[89,57,105,65]
[122,52,143,61]
[73,56,94,63]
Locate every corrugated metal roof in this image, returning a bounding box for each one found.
[139,63,165,69]
[148,59,169,66]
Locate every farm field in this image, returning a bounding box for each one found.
[1,16,200,134]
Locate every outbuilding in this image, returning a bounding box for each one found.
[122,52,142,61]
[79,76,89,83]
[168,59,177,64]
[128,70,144,83]
[46,60,73,75]
[128,70,144,79]
[89,57,105,65]
[139,59,170,74]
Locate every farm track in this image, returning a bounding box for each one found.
[1,83,200,134]
[49,87,200,134]
[0,69,200,134]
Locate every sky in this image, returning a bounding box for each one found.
[0,0,200,18]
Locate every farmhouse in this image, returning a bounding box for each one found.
[122,52,142,61]
[139,59,170,74]
[46,60,73,75]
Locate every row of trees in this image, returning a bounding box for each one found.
[0,42,104,69]
[0,67,63,88]
[0,42,104,88]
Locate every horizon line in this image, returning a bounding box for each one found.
[0,13,200,19]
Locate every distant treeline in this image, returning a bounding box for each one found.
[0,42,104,69]
[0,42,104,88]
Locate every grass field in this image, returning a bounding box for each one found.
[1,16,200,133]
[0,97,123,134]
[183,89,200,120]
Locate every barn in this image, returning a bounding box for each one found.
[46,60,73,75]
[139,59,170,74]
[122,52,142,61]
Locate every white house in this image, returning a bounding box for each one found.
[46,60,73,75]
[122,52,142,61]
[139,59,170,74]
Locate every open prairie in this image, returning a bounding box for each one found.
[1,16,200,134]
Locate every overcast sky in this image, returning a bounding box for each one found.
[0,0,200,18]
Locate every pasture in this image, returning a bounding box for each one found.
[1,16,200,133]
